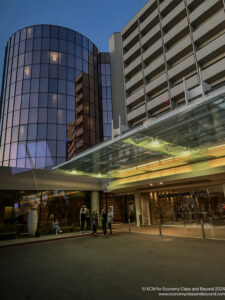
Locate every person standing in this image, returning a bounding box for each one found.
[86,208,91,230]
[80,206,86,232]
[92,210,98,236]
[107,208,113,235]
[100,209,107,236]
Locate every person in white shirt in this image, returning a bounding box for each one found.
[107,208,113,235]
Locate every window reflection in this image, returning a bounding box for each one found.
[24,66,31,78]
[49,51,61,64]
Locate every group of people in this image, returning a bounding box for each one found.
[80,205,113,236]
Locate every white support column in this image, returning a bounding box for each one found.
[91,191,100,215]
[135,193,142,227]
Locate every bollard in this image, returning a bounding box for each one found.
[200,219,206,240]
[158,219,162,236]
[128,218,131,233]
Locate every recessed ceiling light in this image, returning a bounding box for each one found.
[160,182,163,185]
[149,183,153,186]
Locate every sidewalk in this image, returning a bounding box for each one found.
[113,223,225,240]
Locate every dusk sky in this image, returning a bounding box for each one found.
[0,0,148,86]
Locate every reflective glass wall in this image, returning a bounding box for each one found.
[0,25,102,168]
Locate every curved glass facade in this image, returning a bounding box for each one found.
[0,25,104,169]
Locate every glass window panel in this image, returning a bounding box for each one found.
[76,33,82,45]
[11,69,17,83]
[21,94,29,109]
[39,93,48,107]
[8,97,14,112]
[17,67,23,81]
[48,108,57,123]
[67,81,75,96]
[36,157,46,168]
[4,144,10,161]
[49,79,57,93]
[76,45,82,58]
[40,64,49,77]
[15,81,22,96]
[1,130,5,146]
[38,108,47,123]
[68,42,75,55]
[50,38,58,51]
[59,53,66,65]
[57,109,66,124]
[57,124,66,140]
[58,79,66,94]
[10,142,18,159]
[22,79,30,93]
[59,40,67,53]
[19,40,25,54]
[25,52,32,65]
[36,141,46,157]
[15,31,20,44]
[32,51,41,64]
[67,110,75,123]
[27,141,36,157]
[107,100,112,111]
[68,30,75,43]
[47,124,56,140]
[26,39,33,52]
[19,125,27,141]
[41,37,50,50]
[20,28,26,41]
[51,26,58,38]
[107,87,112,98]
[7,112,13,127]
[13,110,20,126]
[17,158,25,168]
[83,61,88,74]
[102,99,107,111]
[6,127,12,143]
[9,160,17,167]
[40,78,48,92]
[37,124,47,139]
[17,142,26,158]
[10,83,15,97]
[26,27,33,39]
[4,101,8,115]
[58,65,66,79]
[28,124,37,140]
[32,64,40,78]
[12,56,17,69]
[26,157,35,169]
[102,87,107,98]
[41,51,49,63]
[46,140,56,157]
[83,37,89,49]
[57,141,66,157]
[76,57,82,71]
[30,93,39,107]
[67,54,75,68]
[42,25,50,37]
[11,126,19,142]
[59,27,67,40]
[24,65,31,78]
[58,94,66,109]
[20,109,29,124]
[31,78,39,92]
[18,54,24,67]
[67,67,75,82]
[83,49,89,61]
[34,25,42,37]
[67,95,75,110]
[49,64,58,78]
[29,108,38,123]
[48,94,57,108]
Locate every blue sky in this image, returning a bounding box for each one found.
[0,0,148,86]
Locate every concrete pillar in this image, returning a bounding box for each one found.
[135,193,142,226]
[91,191,100,215]
[140,193,151,225]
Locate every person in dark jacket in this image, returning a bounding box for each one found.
[80,206,86,232]
[92,210,98,236]
[86,208,91,230]
[100,209,107,236]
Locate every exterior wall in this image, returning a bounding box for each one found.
[119,0,225,127]
[0,25,103,168]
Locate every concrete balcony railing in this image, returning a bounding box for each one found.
[168,55,196,81]
[147,91,169,111]
[202,57,225,83]
[123,27,139,50]
[170,73,198,99]
[123,41,140,63]
[127,104,146,122]
[141,23,161,48]
[161,1,186,31]
[126,87,145,107]
[142,39,163,63]
[189,0,222,26]
[125,71,143,92]
[145,72,167,94]
[196,32,225,64]
[139,8,158,33]
[193,10,225,46]
[164,18,189,47]
[144,55,165,79]
[166,35,192,64]
[124,56,142,77]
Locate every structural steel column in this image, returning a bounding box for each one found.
[91,191,100,215]
[135,193,142,227]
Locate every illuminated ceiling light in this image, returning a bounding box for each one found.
[160,182,163,185]
[152,139,159,145]
[149,183,153,186]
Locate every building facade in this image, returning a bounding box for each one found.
[110,0,225,128]
[0,25,112,168]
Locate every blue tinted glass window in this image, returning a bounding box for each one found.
[28,124,37,140]
[68,30,75,43]
[46,140,56,157]
[83,49,88,61]
[17,67,23,81]
[57,141,66,157]
[32,64,40,78]
[58,94,66,109]
[18,54,24,67]
[34,25,42,37]
[26,27,33,39]
[13,110,20,126]
[50,38,58,51]
[17,142,26,158]
[83,37,89,49]
[67,67,75,81]
[76,33,82,45]
[37,124,47,139]
[31,78,39,92]
[11,126,19,142]
[58,65,67,79]
[22,79,30,93]
[29,108,38,123]
[36,141,46,157]
[67,55,75,68]
[25,52,32,65]
[49,64,58,78]
[15,31,20,44]
[40,78,48,92]
[41,51,49,63]
[48,94,57,108]
[49,79,58,93]
[67,96,75,110]
[10,142,18,159]
[51,26,58,38]
[68,42,75,55]
[20,28,26,41]
[19,41,25,54]
[39,93,48,107]
[38,108,47,122]
[83,61,88,74]
[47,124,56,139]
[76,57,82,70]
[57,125,66,140]
[40,64,49,77]
[32,51,41,64]
[14,43,19,57]
[27,141,36,157]
[19,125,27,141]
[58,79,66,94]
[17,159,25,168]
[76,45,82,58]
[59,27,67,40]
[36,157,46,168]
[33,38,41,50]
[59,40,67,53]
[67,110,75,123]
[41,37,50,50]
[21,94,29,108]
[48,108,57,123]
[20,109,29,124]
[67,81,75,96]
[42,25,50,37]
[30,93,39,107]
[15,81,22,96]
[57,109,66,124]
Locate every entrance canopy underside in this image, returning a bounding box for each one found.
[54,90,225,191]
